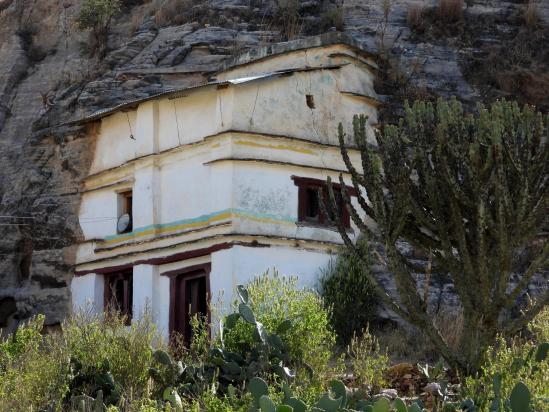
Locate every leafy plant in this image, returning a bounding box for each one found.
[327,98,548,374]
[464,337,548,411]
[63,310,159,398]
[223,273,336,379]
[148,285,296,404]
[77,0,121,56]
[348,326,388,393]
[0,316,71,411]
[67,358,122,407]
[248,377,429,412]
[320,240,380,345]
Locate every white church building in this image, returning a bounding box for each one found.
[71,36,380,340]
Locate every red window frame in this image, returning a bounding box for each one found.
[292,176,356,229]
[166,263,211,344]
[104,269,133,324]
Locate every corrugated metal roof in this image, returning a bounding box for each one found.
[69,64,345,125]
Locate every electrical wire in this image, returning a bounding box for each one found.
[172,100,183,146]
[125,112,135,140]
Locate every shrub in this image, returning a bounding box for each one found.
[463,308,548,410]
[319,242,379,345]
[348,326,389,393]
[77,0,122,56]
[529,306,549,342]
[0,316,71,411]
[463,337,548,411]
[63,309,163,398]
[407,4,427,33]
[0,315,43,363]
[222,272,336,379]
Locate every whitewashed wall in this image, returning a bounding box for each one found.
[73,44,378,336]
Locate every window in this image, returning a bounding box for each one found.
[104,270,133,324]
[117,190,133,234]
[292,176,356,228]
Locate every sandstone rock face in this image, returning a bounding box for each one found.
[0,0,547,332]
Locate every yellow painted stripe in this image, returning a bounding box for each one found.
[101,211,293,245]
[234,139,315,155]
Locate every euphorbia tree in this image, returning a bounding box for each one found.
[327,98,548,374]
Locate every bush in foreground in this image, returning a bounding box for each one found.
[0,279,546,411]
[0,310,164,411]
[222,271,337,380]
[320,239,380,345]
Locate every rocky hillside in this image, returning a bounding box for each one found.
[0,0,547,332]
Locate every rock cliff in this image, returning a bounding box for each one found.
[0,0,547,332]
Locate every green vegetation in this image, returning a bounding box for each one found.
[327,98,548,374]
[0,311,163,411]
[77,0,122,56]
[1,98,547,410]
[320,241,380,345]
[0,276,547,411]
[464,309,549,411]
[347,327,389,393]
[223,272,336,379]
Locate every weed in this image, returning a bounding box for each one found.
[155,0,191,27]
[407,4,427,33]
[275,0,302,40]
[436,0,463,24]
[348,326,389,393]
[524,1,541,28]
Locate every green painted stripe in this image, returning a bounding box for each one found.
[104,208,296,241]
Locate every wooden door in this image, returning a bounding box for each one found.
[170,266,209,344]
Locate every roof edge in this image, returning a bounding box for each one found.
[64,33,376,127]
[215,32,375,75]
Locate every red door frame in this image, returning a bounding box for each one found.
[103,269,133,324]
[166,262,211,341]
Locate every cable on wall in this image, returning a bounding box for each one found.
[125,112,135,140]
[249,84,260,126]
[172,100,183,146]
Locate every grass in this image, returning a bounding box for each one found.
[154,0,191,27]
[436,0,464,24]
[524,1,541,28]
[0,310,165,411]
[128,0,197,33]
[407,4,427,34]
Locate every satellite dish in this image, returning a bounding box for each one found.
[117,213,132,234]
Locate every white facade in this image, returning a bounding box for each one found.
[72,41,379,338]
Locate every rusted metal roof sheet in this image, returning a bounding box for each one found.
[69,64,346,125]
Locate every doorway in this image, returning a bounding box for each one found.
[169,263,210,344]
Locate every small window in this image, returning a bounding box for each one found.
[104,270,133,324]
[117,190,133,234]
[292,176,355,228]
[304,187,320,223]
[306,94,315,109]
